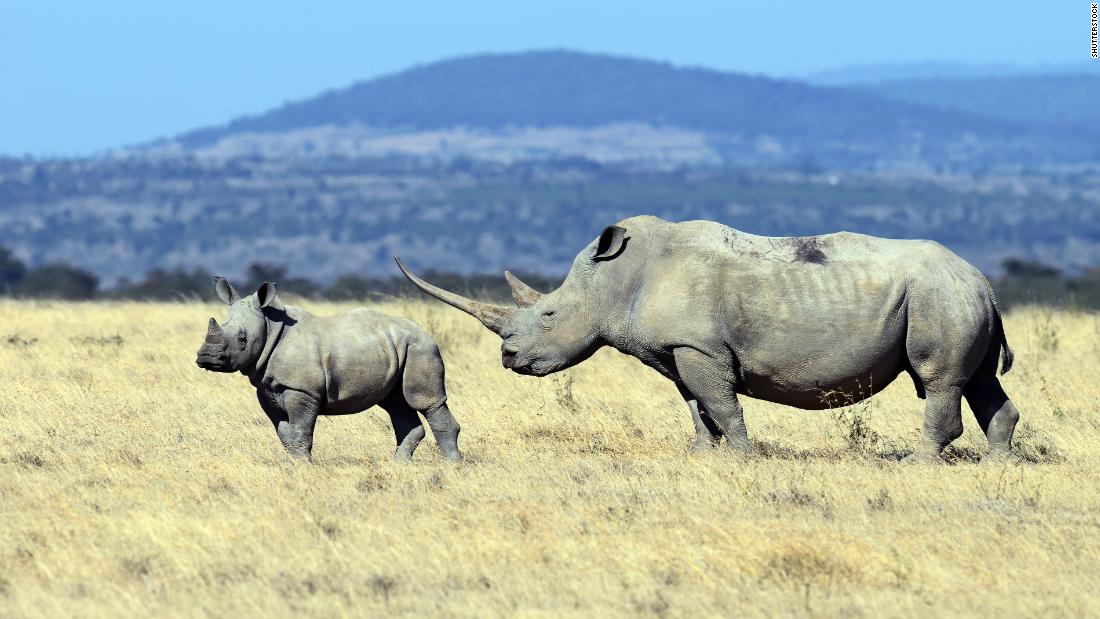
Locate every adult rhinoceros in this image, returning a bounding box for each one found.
[396,215,1020,463]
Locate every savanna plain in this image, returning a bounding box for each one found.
[0,299,1097,618]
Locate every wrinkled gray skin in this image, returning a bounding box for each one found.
[195,277,462,462]
[397,215,1021,463]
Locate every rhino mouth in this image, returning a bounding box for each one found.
[503,357,554,377]
[502,345,543,375]
[501,346,523,369]
[196,352,232,372]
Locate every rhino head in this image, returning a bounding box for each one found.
[396,225,632,376]
[196,276,280,373]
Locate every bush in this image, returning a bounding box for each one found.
[326,274,381,300]
[242,263,321,299]
[994,259,1100,309]
[114,267,212,301]
[0,247,27,294]
[18,263,99,300]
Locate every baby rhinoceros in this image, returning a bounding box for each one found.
[195,277,462,462]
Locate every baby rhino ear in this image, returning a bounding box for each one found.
[256,281,279,308]
[213,276,239,305]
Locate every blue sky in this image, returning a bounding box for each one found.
[0,1,1086,155]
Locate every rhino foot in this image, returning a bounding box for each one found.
[690,437,720,452]
[725,437,752,457]
[979,450,1023,466]
[285,449,313,463]
[900,451,942,465]
[439,448,463,463]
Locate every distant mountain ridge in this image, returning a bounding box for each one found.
[178,51,1007,145]
[856,74,1100,130]
[805,60,1096,85]
[156,51,1100,169]
[801,61,1099,137]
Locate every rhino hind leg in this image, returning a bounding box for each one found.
[904,386,964,463]
[421,403,463,462]
[380,393,427,461]
[400,341,463,462]
[964,357,1020,461]
[673,347,749,454]
[902,308,986,463]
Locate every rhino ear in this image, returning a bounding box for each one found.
[593,225,628,261]
[256,281,279,309]
[213,276,239,305]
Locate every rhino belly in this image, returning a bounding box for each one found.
[736,327,908,410]
[325,389,394,415]
[322,349,403,415]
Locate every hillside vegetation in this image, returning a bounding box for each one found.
[0,300,1096,617]
[3,157,1097,284]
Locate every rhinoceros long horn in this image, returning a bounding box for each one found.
[205,317,224,344]
[394,256,513,334]
[503,271,543,308]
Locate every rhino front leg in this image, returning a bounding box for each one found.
[677,383,722,451]
[280,390,320,460]
[673,347,750,454]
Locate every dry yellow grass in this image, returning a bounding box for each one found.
[0,299,1097,618]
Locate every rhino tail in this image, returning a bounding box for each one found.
[998,320,1014,375]
[991,292,1014,375]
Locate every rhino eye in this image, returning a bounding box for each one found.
[236,332,247,348]
[538,310,557,330]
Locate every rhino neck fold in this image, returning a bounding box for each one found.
[243,303,289,380]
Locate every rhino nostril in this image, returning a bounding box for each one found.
[501,348,518,367]
[197,350,227,362]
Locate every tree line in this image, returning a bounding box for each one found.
[0,247,561,303]
[1,246,1097,309]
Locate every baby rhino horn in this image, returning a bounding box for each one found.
[205,318,224,343]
